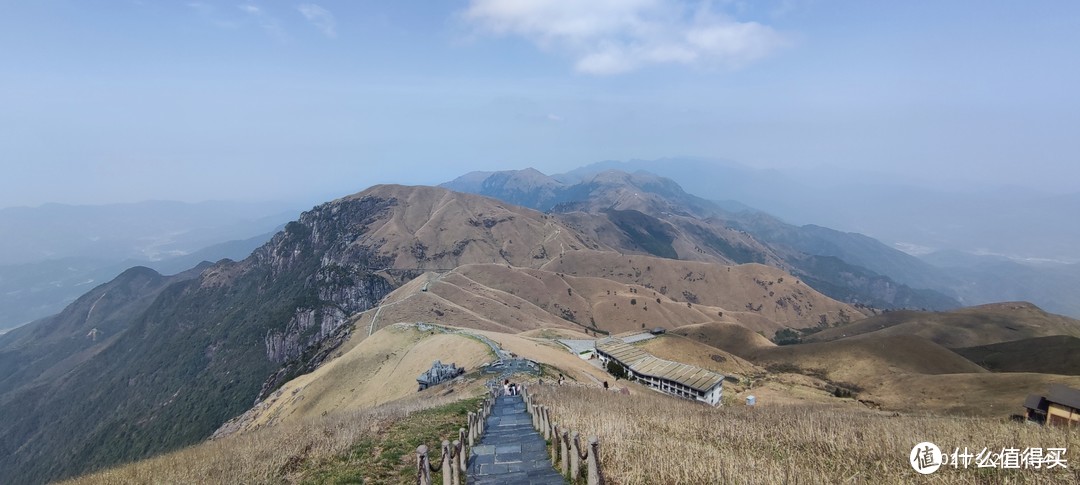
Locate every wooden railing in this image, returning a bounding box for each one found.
[414,396,493,485]
[521,384,604,485]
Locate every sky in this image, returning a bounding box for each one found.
[2,0,1078,208]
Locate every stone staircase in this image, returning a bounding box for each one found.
[467,394,566,484]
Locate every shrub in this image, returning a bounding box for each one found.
[605,360,628,380]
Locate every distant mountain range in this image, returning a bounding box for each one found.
[447,163,1080,318]
[445,168,959,311]
[563,157,1080,263]
[0,201,300,331]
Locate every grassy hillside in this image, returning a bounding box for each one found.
[61,392,480,485]
[542,250,863,330]
[670,321,776,359]
[529,384,1080,484]
[360,259,856,338]
[637,333,762,377]
[217,323,493,434]
[675,325,1080,416]
[806,302,1080,348]
[955,335,1080,375]
[747,335,988,382]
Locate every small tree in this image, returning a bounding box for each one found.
[773,328,802,346]
[606,359,628,380]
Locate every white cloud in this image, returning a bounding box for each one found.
[546,113,564,122]
[238,3,261,15]
[463,0,787,74]
[238,2,287,40]
[297,3,337,38]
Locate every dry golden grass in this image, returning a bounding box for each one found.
[531,384,1080,484]
[368,250,864,338]
[343,184,600,269]
[638,333,762,377]
[542,250,861,329]
[220,323,492,434]
[60,391,472,485]
[807,301,1080,348]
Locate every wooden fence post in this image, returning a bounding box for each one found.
[560,429,569,476]
[451,439,461,485]
[542,407,551,440]
[441,440,452,485]
[468,412,476,448]
[587,436,601,485]
[458,429,467,474]
[550,423,559,464]
[416,445,431,485]
[570,431,581,481]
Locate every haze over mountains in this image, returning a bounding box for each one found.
[566,158,1080,263]
[0,201,301,332]
[445,164,1080,318]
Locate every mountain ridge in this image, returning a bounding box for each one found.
[443,168,960,311]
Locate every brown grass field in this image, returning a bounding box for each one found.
[529,383,1080,484]
[807,302,1080,348]
[956,335,1080,375]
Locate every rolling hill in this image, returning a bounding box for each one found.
[804,302,1080,348]
[955,336,1080,375]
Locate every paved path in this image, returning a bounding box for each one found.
[467,395,565,485]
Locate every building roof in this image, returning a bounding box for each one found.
[1024,394,1048,412]
[596,338,650,366]
[1046,384,1080,410]
[597,338,725,393]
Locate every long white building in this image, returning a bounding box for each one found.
[596,338,724,406]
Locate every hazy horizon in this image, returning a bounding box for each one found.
[3,1,1079,208]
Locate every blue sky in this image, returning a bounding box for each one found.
[2,1,1078,207]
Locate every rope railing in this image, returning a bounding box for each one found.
[521,384,604,485]
[414,396,494,485]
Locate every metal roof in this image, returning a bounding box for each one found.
[1046,384,1080,410]
[596,339,650,365]
[597,338,724,393]
[1024,394,1048,412]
